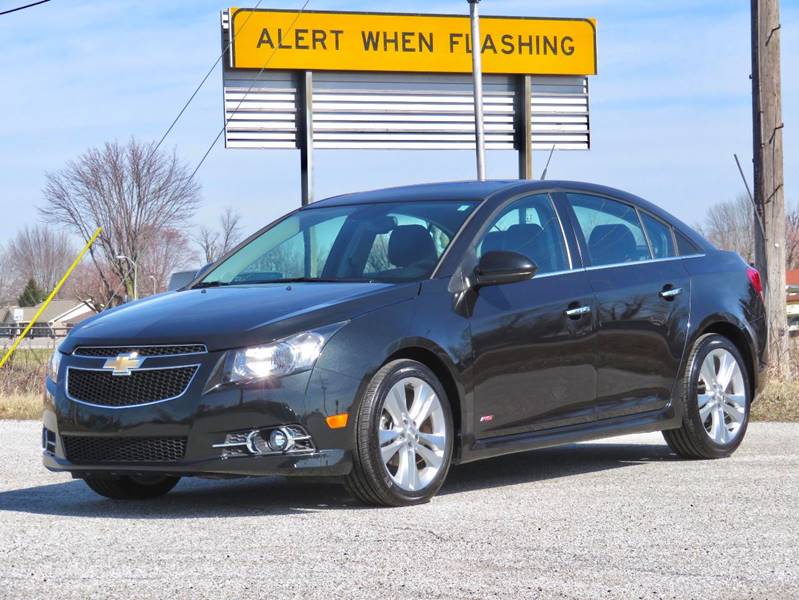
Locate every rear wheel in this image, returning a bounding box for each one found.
[82,473,180,500]
[346,360,454,507]
[663,334,751,459]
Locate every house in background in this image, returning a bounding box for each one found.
[0,299,94,338]
[788,270,799,335]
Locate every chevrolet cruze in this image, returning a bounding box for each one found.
[43,181,767,506]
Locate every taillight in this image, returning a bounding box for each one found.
[746,267,764,300]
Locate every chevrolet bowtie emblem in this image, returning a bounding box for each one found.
[103,352,144,376]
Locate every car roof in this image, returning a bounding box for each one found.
[307,180,521,207]
[305,179,710,249]
[307,180,661,208]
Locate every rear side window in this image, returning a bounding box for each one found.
[641,212,676,259]
[675,231,702,256]
[476,194,569,275]
[567,193,652,266]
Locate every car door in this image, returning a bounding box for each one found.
[563,192,691,418]
[468,193,598,438]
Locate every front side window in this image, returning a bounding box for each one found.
[364,215,452,275]
[641,212,676,259]
[476,194,569,275]
[567,193,652,266]
[199,201,478,285]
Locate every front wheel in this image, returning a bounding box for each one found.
[346,360,454,507]
[663,334,751,459]
[82,473,180,500]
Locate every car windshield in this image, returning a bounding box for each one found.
[198,201,479,286]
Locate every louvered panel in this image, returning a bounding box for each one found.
[314,113,515,123]
[312,100,515,114]
[314,132,515,143]
[223,70,297,148]
[312,122,515,133]
[313,142,516,150]
[225,141,305,149]
[222,69,590,150]
[225,113,297,124]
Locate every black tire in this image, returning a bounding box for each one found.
[345,359,454,507]
[663,334,751,459]
[82,473,180,500]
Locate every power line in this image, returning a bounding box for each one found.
[150,0,264,157]
[0,0,51,16]
[188,0,311,181]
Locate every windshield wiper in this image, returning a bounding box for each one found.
[242,277,341,284]
[196,277,378,287]
[193,281,230,289]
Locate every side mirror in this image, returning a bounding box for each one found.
[473,251,538,287]
[195,263,215,279]
[167,270,200,291]
[168,263,213,291]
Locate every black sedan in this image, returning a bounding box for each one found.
[43,181,767,506]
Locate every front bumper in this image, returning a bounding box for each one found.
[42,445,352,478]
[43,350,359,479]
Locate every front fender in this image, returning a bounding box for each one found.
[304,296,417,451]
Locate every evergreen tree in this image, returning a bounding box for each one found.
[17,278,47,307]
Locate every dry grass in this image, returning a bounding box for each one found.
[0,393,42,420]
[0,347,48,420]
[752,378,799,422]
[752,340,799,422]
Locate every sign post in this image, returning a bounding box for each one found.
[514,75,533,179]
[468,0,486,181]
[298,70,314,205]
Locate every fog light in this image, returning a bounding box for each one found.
[41,427,56,453]
[268,428,289,451]
[213,425,315,458]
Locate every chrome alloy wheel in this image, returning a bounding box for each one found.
[696,348,747,444]
[378,377,448,492]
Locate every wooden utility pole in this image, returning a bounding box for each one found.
[751,0,790,377]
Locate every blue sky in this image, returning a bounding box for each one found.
[0,0,797,246]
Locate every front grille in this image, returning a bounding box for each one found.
[62,436,187,463]
[73,345,206,357]
[67,366,197,407]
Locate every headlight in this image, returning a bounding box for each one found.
[48,349,62,382]
[222,323,345,384]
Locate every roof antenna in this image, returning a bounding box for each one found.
[733,153,765,236]
[540,144,556,180]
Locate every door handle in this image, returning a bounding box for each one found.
[659,287,683,299]
[565,305,591,319]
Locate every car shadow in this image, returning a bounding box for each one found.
[0,442,677,518]
[442,441,677,496]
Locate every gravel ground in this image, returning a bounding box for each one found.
[0,421,797,599]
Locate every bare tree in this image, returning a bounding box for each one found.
[197,207,243,263]
[786,204,799,271]
[4,225,75,296]
[139,228,198,295]
[40,138,200,306]
[65,261,114,312]
[696,194,755,264]
[0,246,17,304]
[697,196,799,272]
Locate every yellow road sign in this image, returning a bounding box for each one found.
[230,9,597,76]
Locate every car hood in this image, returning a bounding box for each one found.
[62,282,418,353]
